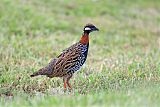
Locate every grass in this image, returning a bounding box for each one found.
[0,0,160,106]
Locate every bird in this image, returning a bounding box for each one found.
[30,23,99,89]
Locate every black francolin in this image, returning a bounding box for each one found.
[30,23,99,89]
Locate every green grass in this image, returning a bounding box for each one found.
[0,0,160,106]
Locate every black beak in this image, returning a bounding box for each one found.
[95,27,99,31]
[92,27,99,31]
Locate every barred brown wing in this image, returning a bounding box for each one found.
[50,42,89,77]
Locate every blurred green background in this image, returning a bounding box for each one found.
[0,0,160,107]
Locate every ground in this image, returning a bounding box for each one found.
[0,0,160,107]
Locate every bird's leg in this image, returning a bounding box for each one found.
[66,74,72,89]
[63,78,67,89]
[67,80,72,89]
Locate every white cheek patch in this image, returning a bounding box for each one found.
[84,27,91,30]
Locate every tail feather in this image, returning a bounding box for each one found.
[30,58,57,77]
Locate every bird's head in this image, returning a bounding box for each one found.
[83,23,99,34]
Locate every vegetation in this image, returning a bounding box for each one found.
[0,0,160,106]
